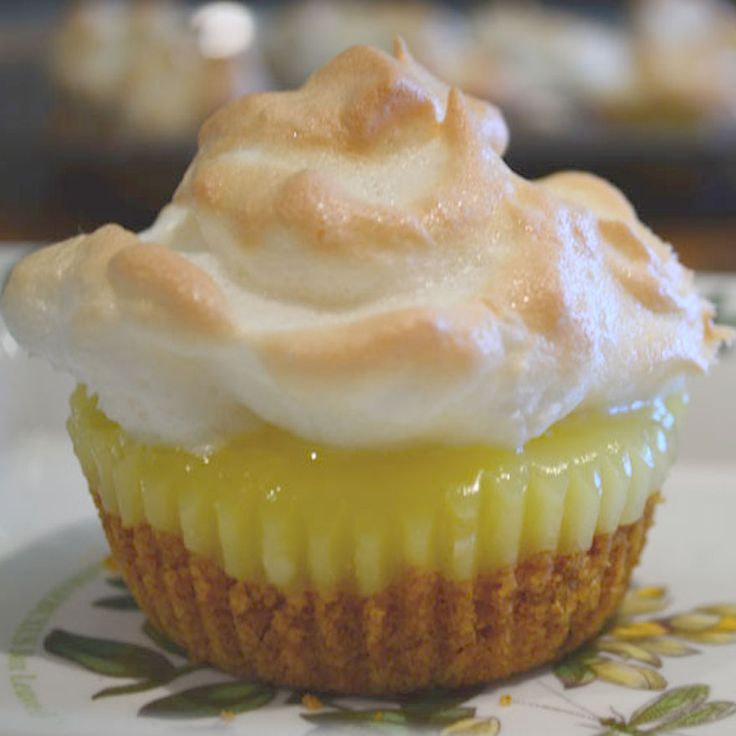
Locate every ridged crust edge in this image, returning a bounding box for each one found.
[94,491,657,694]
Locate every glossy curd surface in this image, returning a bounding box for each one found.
[68,386,684,594]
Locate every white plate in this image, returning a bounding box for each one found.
[1,248,735,736]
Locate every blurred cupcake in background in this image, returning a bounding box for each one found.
[50,0,271,142]
[49,0,272,230]
[603,0,736,129]
[470,2,634,134]
[262,0,478,93]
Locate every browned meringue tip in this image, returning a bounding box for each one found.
[108,242,234,337]
[392,34,411,61]
[708,319,736,351]
[1,224,235,343]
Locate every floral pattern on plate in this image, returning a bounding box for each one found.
[18,566,736,735]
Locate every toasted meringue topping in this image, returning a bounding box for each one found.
[1,43,728,449]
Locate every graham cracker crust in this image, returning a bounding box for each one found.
[93,492,656,694]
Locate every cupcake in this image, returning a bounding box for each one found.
[470,3,634,132]
[51,0,270,141]
[606,0,736,128]
[2,42,728,694]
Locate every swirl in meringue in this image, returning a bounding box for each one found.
[1,41,728,450]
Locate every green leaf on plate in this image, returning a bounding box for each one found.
[302,709,410,726]
[139,680,275,718]
[678,630,736,645]
[93,662,207,700]
[630,685,709,726]
[93,594,139,610]
[554,654,597,689]
[420,706,477,725]
[651,701,736,731]
[44,629,174,680]
[595,639,663,668]
[105,577,129,591]
[142,620,188,659]
[590,660,667,690]
[441,717,501,735]
[699,604,736,617]
[93,679,163,700]
[302,705,477,728]
[397,684,487,713]
[638,638,698,657]
[616,587,670,619]
[668,613,721,633]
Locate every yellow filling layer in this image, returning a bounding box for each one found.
[68,387,684,594]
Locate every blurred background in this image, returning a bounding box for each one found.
[1,0,735,269]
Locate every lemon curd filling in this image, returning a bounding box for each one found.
[68,386,685,595]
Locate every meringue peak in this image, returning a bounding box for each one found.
[197,41,509,156]
[1,43,729,451]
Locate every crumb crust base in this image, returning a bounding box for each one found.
[94,492,656,694]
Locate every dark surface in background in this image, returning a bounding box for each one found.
[0,2,189,236]
[508,131,736,218]
[0,1,735,262]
